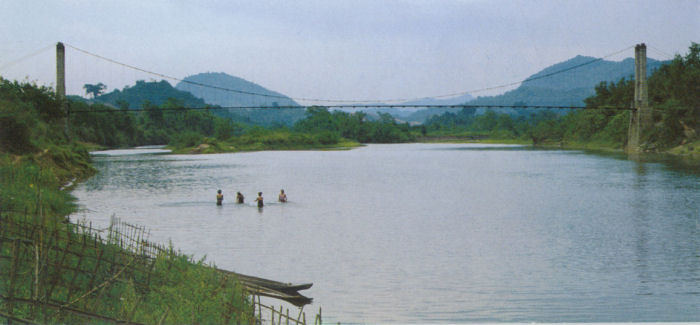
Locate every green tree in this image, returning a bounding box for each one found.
[83,82,107,98]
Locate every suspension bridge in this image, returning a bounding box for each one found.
[1,41,671,152]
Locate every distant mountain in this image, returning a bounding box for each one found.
[463,55,668,116]
[397,93,474,122]
[523,55,663,90]
[400,93,474,106]
[176,72,304,126]
[407,55,669,122]
[94,80,206,109]
[176,72,299,107]
[335,93,474,123]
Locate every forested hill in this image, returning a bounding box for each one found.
[464,55,668,113]
[176,72,304,126]
[523,55,666,90]
[93,80,207,109]
[406,55,669,121]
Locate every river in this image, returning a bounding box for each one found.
[71,143,700,323]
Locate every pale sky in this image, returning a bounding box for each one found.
[1,0,698,105]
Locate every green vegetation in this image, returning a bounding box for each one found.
[424,108,557,144]
[424,43,700,154]
[167,105,420,153]
[94,80,207,110]
[294,106,415,143]
[0,77,252,324]
[161,105,416,153]
[83,82,106,98]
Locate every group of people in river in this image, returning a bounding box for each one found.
[216,189,287,208]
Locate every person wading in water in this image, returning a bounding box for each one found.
[255,192,264,208]
[216,190,224,206]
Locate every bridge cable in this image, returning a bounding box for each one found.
[64,43,636,104]
[0,44,54,71]
[647,45,676,61]
[428,45,636,100]
[69,103,633,113]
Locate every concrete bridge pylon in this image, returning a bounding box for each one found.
[627,43,653,153]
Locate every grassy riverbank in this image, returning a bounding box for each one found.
[667,139,700,159]
[169,130,362,154]
[1,150,254,325]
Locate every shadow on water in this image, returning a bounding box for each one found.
[564,147,700,176]
[159,201,214,208]
[90,147,172,156]
[436,144,531,151]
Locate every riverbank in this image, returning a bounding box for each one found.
[417,135,700,161]
[417,135,530,145]
[98,134,698,165]
[169,133,363,154]
[667,139,700,159]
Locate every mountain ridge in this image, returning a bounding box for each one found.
[175,72,300,107]
[404,55,669,122]
[175,72,304,126]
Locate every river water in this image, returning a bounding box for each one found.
[71,143,700,323]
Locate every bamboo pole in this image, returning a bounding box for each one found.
[43,229,71,302]
[296,306,304,324]
[7,239,20,319]
[65,231,88,303]
[157,306,170,325]
[278,305,283,325]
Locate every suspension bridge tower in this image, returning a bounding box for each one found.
[56,42,70,136]
[627,43,652,153]
[56,42,65,100]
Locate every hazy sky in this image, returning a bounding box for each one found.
[1,0,698,104]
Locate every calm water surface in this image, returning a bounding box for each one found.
[72,143,700,323]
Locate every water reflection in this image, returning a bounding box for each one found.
[631,160,651,296]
